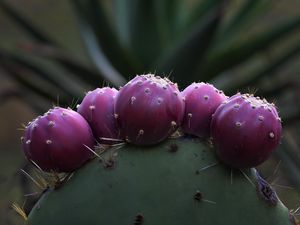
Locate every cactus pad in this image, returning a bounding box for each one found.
[25,138,292,225]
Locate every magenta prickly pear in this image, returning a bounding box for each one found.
[21,107,94,172]
[77,87,119,144]
[114,74,185,145]
[182,82,227,138]
[211,93,282,168]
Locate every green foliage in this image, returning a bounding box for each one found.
[0,0,299,100]
[25,138,293,225]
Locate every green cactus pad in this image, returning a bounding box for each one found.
[25,138,293,225]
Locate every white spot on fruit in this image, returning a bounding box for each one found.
[235,122,242,127]
[26,140,31,145]
[157,98,162,104]
[114,114,119,119]
[188,113,192,118]
[171,121,177,127]
[234,104,240,109]
[46,140,52,144]
[131,96,136,105]
[258,116,264,121]
[269,132,275,139]
[48,121,55,127]
[89,105,95,111]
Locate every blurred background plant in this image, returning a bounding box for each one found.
[0,0,300,224]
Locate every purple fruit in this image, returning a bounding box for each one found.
[182,82,227,138]
[21,107,94,172]
[211,93,282,168]
[77,87,119,144]
[114,74,185,145]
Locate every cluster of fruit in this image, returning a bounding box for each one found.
[21,74,282,172]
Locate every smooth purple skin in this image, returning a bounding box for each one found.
[77,87,119,144]
[182,82,227,138]
[114,74,185,146]
[211,93,282,168]
[21,107,94,172]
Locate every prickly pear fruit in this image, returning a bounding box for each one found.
[211,93,282,168]
[182,82,227,138]
[114,74,185,145]
[21,107,94,172]
[77,87,119,143]
[25,138,293,225]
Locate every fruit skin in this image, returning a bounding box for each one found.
[182,82,227,138]
[211,93,282,168]
[114,74,185,145]
[25,138,292,225]
[21,107,94,172]
[77,87,119,144]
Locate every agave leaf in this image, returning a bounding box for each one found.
[219,0,271,38]
[77,0,139,77]
[113,0,133,48]
[186,0,223,28]
[72,0,127,86]
[114,0,182,48]
[275,139,300,187]
[201,16,300,80]
[156,4,223,87]
[0,88,21,104]
[258,81,293,99]
[0,87,48,114]
[0,50,84,100]
[0,59,69,105]
[22,94,50,113]
[284,113,300,127]
[18,42,104,86]
[223,43,300,95]
[153,0,188,44]
[113,0,162,68]
[0,1,55,44]
[0,1,110,87]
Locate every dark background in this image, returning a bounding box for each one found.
[0,1,300,224]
